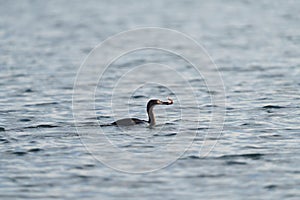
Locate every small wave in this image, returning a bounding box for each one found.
[203,104,218,107]
[24,102,59,107]
[132,95,146,99]
[189,78,202,83]
[25,124,60,129]
[241,123,250,126]
[0,138,9,144]
[259,134,281,139]
[27,148,43,153]
[225,161,247,165]
[0,127,5,132]
[264,185,277,190]
[120,144,132,148]
[95,116,111,120]
[19,118,31,122]
[262,105,286,109]
[12,151,27,156]
[141,145,155,149]
[74,164,96,170]
[0,110,18,114]
[226,107,235,110]
[184,173,225,178]
[164,122,176,125]
[188,127,209,130]
[24,88,34,93]
[164,133,177,137]
[233,90,254,93]
[74,175,93,179]
[245,145,268,149]
[219,153,265,160]
[83,164,96,168]
[180,155,203,160]
[153,133,177,137]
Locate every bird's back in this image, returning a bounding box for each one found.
[109,118,147,126]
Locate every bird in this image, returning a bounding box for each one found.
[101,98,173,127]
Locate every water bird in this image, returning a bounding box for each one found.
[101,98,173,127]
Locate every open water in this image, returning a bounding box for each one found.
[0,0,299,199]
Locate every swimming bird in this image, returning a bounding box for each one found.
[101,98,173,127]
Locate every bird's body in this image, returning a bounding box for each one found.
[110,118,147,126]
[101,98,173,127]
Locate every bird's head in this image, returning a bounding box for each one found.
[147,98,173,111]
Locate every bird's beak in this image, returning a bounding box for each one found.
[161,98,173,105]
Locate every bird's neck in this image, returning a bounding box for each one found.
[147,107,156,126]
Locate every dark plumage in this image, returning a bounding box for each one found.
[101,98,173,127]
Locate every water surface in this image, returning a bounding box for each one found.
[0,0,299,199]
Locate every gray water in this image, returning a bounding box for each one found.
[1,0,300,199]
